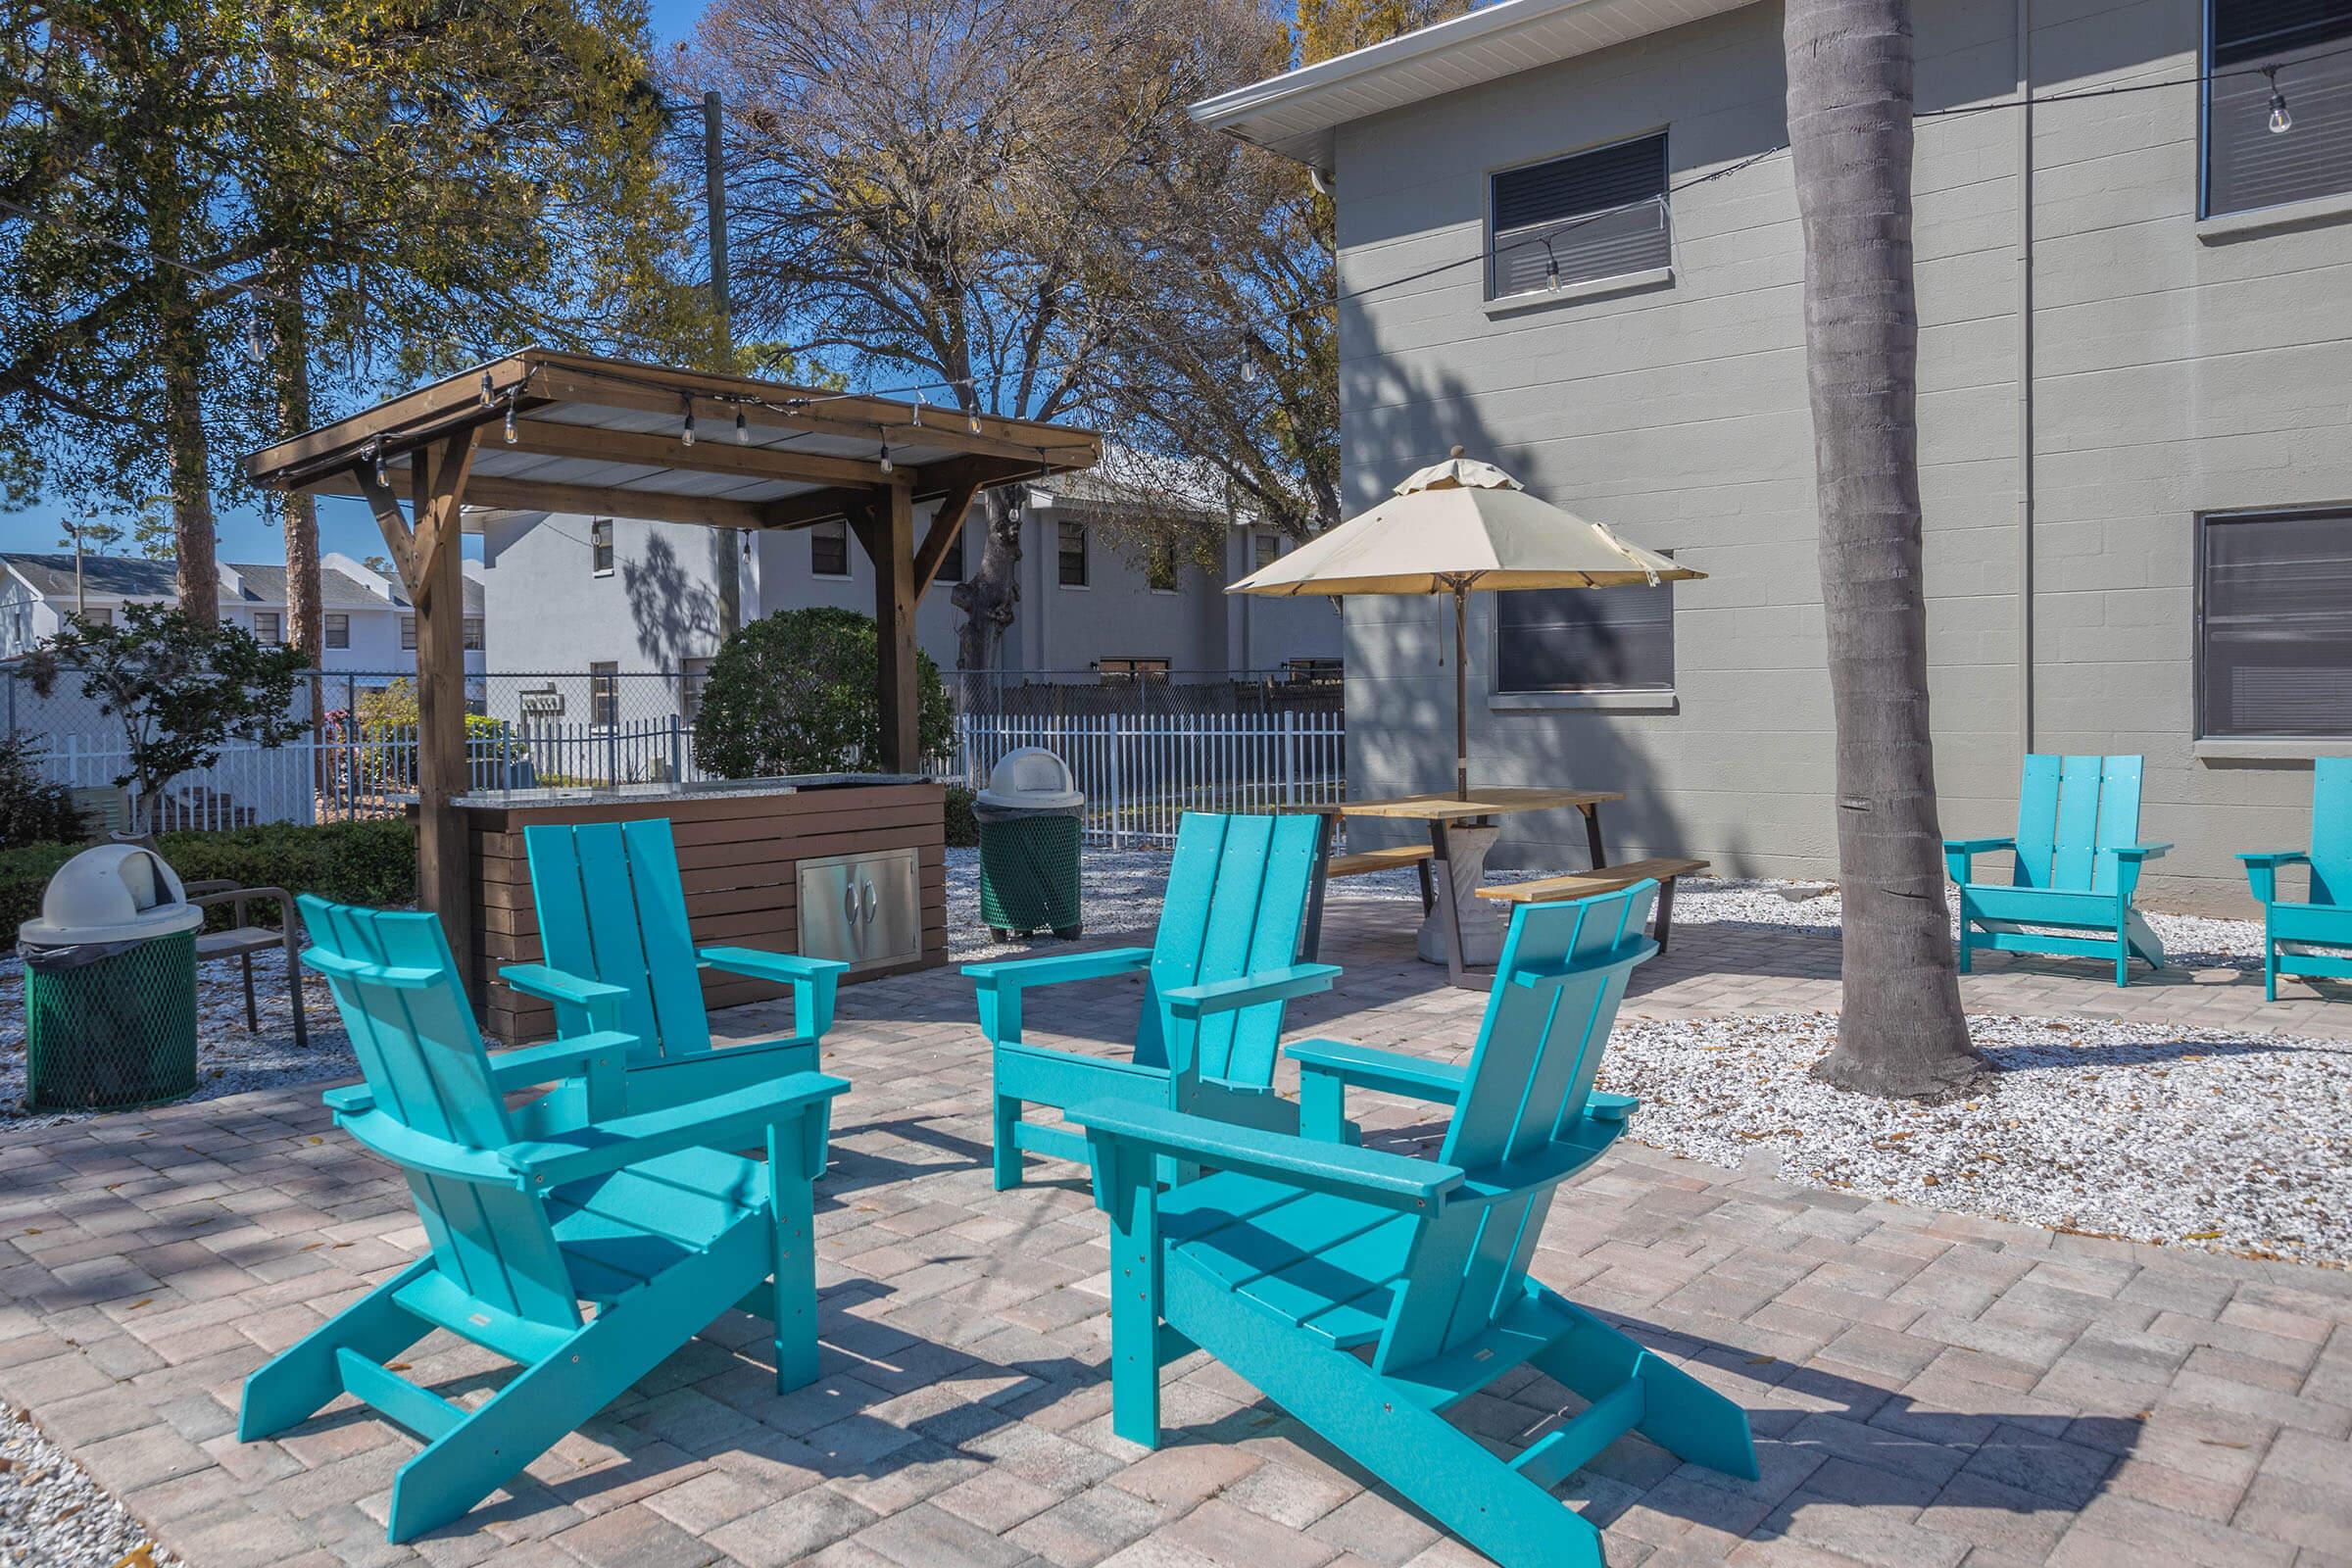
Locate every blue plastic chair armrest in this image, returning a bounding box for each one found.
[1588,1091,1639,1122]
[2238,850,2311,867]
[322,1082,373,1114]
[1065,1099,1461,1213]
[501,1071,851,1187]
[499,963,628,1013]
[2110,842,2172,861]
[1161,962,1339,1020]
[699,947,847,1038]
[962,948,1152,988]
[1285,1039,1467,1104]
[485,1031,634,1087]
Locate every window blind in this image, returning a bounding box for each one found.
[2200,510,2352,738]
[1490,133,1671,297]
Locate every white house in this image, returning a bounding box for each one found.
[0,551,487,686]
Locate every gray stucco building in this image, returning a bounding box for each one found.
[1195,0,2352,906]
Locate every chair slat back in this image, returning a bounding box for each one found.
[524,818,713,1059]
[2311,759,2352,907]
[1374,885,1656,1372]
[2013,755,2142,892]
[1139,812,1322,1085]
[298,896,579,1331]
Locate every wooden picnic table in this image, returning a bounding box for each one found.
[1296,787,1624,987]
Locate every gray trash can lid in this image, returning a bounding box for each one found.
[18,844,203,948]
[975,746,1083,810]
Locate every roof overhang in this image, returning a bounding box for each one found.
[1188,0,1757,170]
[245,348,1102,531]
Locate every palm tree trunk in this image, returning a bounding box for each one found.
[1785,0,1982,1096]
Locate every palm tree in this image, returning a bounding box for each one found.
[1784,0,1982,1096]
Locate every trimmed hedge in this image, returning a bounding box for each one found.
[2,819,416,946]
[944,785,978,849]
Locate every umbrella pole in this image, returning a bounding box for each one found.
[1453,584,1469,801]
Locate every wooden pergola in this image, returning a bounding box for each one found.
[246,348,1102,965]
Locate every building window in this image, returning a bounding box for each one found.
[1146,545,1179,594]
[1495,576,1675,694]
[400,615,416,652]
[590,662,619,729]
[810,518,850,578]
[2204,1,2352,218]
[1058,520,1089,587]
[1252,533,1282,571]
[77,606,113,627]
[324,612,349,649]
[1489,131,1671,300]
[2198,508,2352,739]
[590,518,614,576]
[253,612,281,644]
[463,616,484,652]
[1099,657,1169,683]
[681,656,714,724]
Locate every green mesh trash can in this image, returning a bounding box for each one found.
[975,747,1084,941]
[18,844,204,1112]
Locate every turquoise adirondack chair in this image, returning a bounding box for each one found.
[241,896,848,1544]
[510,817,847,1120]
[969,811,1335,1191]
[1065,884,1756,1568]
[1945,754,2171,987]
[2240,758,2352,1001]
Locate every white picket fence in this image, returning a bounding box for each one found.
[36,710,1349,844]
[945,710,1347,848]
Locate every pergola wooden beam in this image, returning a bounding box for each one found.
[310,469,772,530]
[913,479,982,600]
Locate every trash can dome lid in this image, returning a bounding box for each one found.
[18,844,203,947]
[976,746,1083,809]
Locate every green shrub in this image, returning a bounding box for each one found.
[693,607,953,778]
[0,737,86,851]
[944,785,978,848]
[1,819,416,945]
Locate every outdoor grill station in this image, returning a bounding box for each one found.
[243,350,1101,1033]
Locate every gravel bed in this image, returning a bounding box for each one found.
[1597,1010,2352,1265]
[0,950,354,1135]
[1,1403,180,1567]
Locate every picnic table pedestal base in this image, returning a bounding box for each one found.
[1420,824,1506,969]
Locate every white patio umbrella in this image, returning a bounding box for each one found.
[1228,447,1706,800]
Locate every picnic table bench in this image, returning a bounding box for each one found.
[1476,855,1708,954]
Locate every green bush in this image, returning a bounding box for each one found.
[1,819,416,945]
[944,785,978,848]
[0,737,87,851]
[693,607,953,779]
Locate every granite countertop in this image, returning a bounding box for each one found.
[450,773,930,808]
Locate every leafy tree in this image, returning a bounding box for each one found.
[1784,0,1980,1096]
[21,604,311,835]
[0,736,87,849]
[694,608,952,777]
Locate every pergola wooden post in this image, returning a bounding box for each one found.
[245,351,1097,1003]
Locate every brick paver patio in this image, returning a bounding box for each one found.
[2,905,2348,1568]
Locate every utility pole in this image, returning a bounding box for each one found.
[705,89,742,639]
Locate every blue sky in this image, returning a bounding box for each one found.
[0,0,710,571]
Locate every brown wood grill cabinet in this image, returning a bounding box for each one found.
[460,774,946,1044]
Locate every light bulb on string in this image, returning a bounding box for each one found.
[735,409,749,443]
[878,442,894,475]
[1544,242,1561,292]
[967,407,982,434]
[369,441,388,489]
[503,394,518,446]
[246,314,270,366]
[479,369,495,406]
[680,399,697,448]
[2266,69,2292,133]
[912,393,925,428]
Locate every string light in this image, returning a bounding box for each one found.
[478,370,495,406]
[967,408,982,434]
[735,409,749,442]
[1543,241,1561,292]
[369,439,388,489]
[2265,67,2293,133]
[680,398,697,448]
[503,393,518,445]
[912,392,925,427]
[878,442,894,475]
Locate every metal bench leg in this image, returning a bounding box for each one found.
[1583,805,1607,870]
[240,954,260,1033]
[1653,876,1678,956]
[1415,856,1435,913]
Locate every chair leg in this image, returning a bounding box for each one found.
[1104,1149,1163,1450]
[239,1258,436,1441]
[766,1124,821,1394]
[241,954,260,1032]
[2267,941,2279,1003]
[993,1094,1025,1192]
[286,940,309,1050]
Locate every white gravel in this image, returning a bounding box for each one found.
[1598,1010,2352,1266]
[1,1403,181,1567]
[0,950,353,1135]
